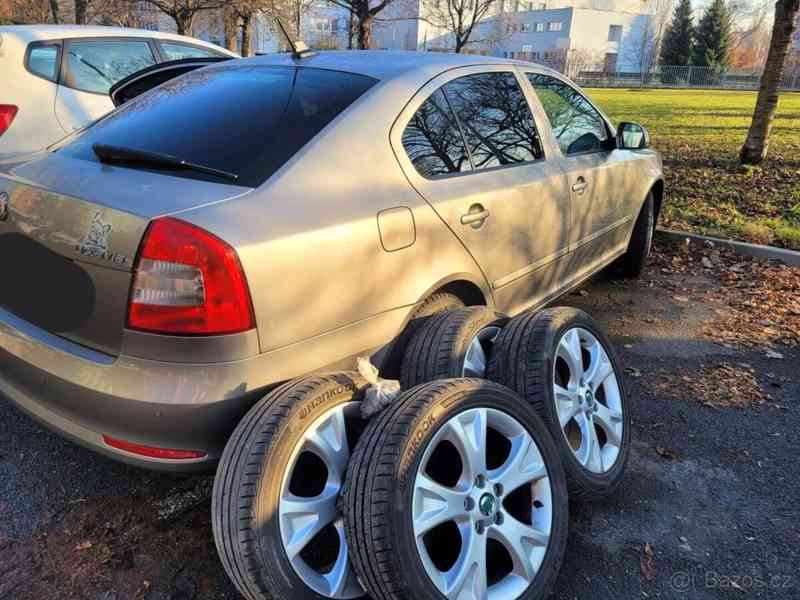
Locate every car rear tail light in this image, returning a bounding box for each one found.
[127,217,255,335]
[0,105,18,137]
[102,434,206,460]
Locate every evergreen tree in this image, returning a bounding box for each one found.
[693,0,733,69]
[660,0,695,66]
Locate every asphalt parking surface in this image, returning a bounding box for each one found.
[2,237,798,599]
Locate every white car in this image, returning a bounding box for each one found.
[0,25,236,159]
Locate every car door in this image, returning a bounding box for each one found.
[54,37,159,133]
[524,72,632,272]
[391,66,571,315]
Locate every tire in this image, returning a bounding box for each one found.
[342,379,569,600]
[400,306,508,389]
[615,191,654,278]
[487,307,631,501]
[382,292,466,378]
[212,373,370,600]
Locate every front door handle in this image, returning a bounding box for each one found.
[572,177,588,195]
[461,205,490,228]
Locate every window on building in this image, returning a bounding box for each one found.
[26,43,59,81]
[604,52,618,72]
[526,73,609,155]
[442,72,543,169]
[535,22,545,32]
[402,89,472,178]
[64,40,156,94]
[548,21,562,31]
[608,24,622,42]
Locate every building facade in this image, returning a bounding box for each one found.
[371,0,655,73]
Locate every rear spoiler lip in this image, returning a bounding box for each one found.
[109,56,236,107]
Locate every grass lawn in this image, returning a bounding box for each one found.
[585,88,800,250]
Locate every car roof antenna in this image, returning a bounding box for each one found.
[275,17,317,59]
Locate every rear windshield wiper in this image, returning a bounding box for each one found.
[92,143,239,182]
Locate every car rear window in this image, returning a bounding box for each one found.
[58,65,377,187]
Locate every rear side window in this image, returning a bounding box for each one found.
[27,44,60,81]
[160,42,220,60]
[526,73,609,155]
[65,40,157,94]
[59,65,377,187]
[402,89,472,178]
[442,72,543,170]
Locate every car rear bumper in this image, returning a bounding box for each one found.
[0,306,263,472]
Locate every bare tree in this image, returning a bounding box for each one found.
[728,0,772,70]
[10,0,56,22]
[328,0,400,48]
[135,0,225,34]
[740,0,800,164]
[623,0,673,85]
[417,0,501,53]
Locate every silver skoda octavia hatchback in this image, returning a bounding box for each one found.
[0,51,663,470]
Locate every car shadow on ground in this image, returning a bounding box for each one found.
[1,238,798,600]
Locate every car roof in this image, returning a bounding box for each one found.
[0,25,237,55]
[236,50,560,82]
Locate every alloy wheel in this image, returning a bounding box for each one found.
[412,407,553,600]
[279,402,365,598]
[462,326,503,378]
[552,328,624,474]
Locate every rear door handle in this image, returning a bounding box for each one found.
[572,177,588,195]
[461,207,490,228]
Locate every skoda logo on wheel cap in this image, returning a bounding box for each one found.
[584,389,594,406]
[478,493,496,516]
[0,192,8,222]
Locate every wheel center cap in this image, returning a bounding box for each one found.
[584,389,594,408]
[478,493,496,516]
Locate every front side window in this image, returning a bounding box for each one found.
[159,42,220,60]
[65,40,157,93]
[443,72,543,169]
[59,65,376,186]
[402,89,472,178]
[527,73,609,155]
[26,43,59,81]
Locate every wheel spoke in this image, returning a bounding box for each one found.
[557,329,584,382]
[585,347,613,393]
[444,526,488,600]
[490,433,548,495]
[490,514,549,581]
[281,487,340,559]
[442,408,488,482]
[323,519,359,598]
[584,420,603,473]
[463,337,488,378]
[554,385,580,428]
[413,474,469,537]
[594,403,623,447]
[304,408,350,482]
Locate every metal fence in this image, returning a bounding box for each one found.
[572,65,800,91]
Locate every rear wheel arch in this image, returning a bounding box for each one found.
[650,179,664,228]
[438,279,487,307]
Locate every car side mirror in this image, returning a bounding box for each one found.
[617,122,650,150]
